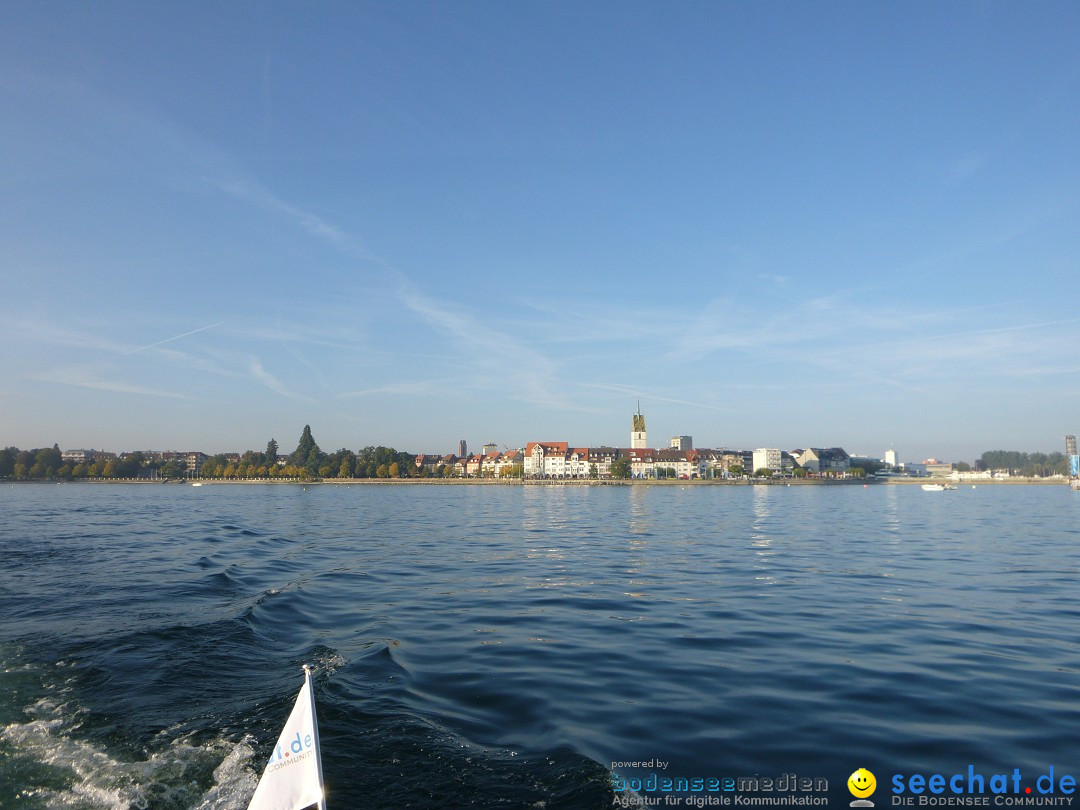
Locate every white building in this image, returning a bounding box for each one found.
[885,449,898,468]
[670,436,693,451]
[752,448,782,473]
[524,442,570,478]
[523,443,618,478]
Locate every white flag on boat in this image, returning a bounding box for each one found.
[247,665,326,810]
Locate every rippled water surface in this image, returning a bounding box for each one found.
[2,482,1079,808]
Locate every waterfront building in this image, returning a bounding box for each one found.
[465,454,485,477]
[519,439,808,480]
[414,453,448,475]
[624,447,656,478]
[493,449,521,477]
[924,460,954,477]
[479,450,520,477]
[584,447,618,478]
[523,441,570,478]
[655,448,703,478]
[184,451,209,476]
[693,449,724,478]
[885,449,898,468]
[566,448,592,478]
[752,448,782,474]
[522,403,866,480]
[693,450,743,478]
[793,448,850,476]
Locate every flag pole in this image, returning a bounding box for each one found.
[303,664,327,810]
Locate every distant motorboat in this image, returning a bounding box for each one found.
[191,482,203,487]
[921,483,950,491]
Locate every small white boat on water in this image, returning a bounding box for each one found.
[921,483,955,491]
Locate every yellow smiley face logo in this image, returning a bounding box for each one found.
[848,768,877,798]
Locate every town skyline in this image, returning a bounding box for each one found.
[5,406,1074,471]
[4,4,1079,463]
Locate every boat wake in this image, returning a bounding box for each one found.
[0,648,260,810]
[1,699,259,809]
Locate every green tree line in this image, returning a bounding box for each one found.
[977,450,1069,477]
[0,445,154,480]
[0,426,451,481]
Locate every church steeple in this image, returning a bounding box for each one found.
[631,401,647,449]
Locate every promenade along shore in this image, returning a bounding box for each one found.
[31,476,1070,486]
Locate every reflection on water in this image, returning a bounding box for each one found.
[750,485,777,589]
[628,482,651,535]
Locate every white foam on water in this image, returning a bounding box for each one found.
[189,738,260,810]
[1,695,261,809]
[314,650,347,674]
[2,701,141,808]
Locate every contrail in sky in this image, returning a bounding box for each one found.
[123,321,225,354]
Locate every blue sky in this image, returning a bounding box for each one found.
[2,2,1079,463]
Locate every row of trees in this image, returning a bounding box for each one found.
[265,426,429,479]
[977,450,1069,477]
[1,445,66,480]
[200,427,519,480]
[0,427,456,482]
[0,446,158,480]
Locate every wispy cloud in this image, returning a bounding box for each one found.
[214,179,373,258]
[336,380,450,399]
[400,285,583,410]
[248,356,315,403]
[9,319,133,354]
[33,366,194,399]
[580,382,737,413]
[773,315,1080,394]
[668,297,819,363]
[276,317,329,389]
[123,321,225,354]
[946,149,992,182]
[518,299,671,344]
[150,346,241,379]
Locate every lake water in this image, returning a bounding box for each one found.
[2,483,1079,809]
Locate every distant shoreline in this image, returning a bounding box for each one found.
[7,477,1070,486]
[883,477,1064,486]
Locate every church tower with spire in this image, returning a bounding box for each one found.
[631,402,647,449]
